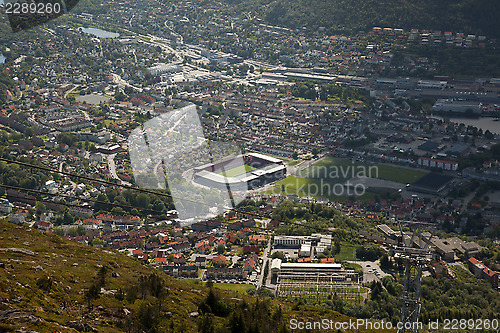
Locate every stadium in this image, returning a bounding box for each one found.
[193,152,286,191]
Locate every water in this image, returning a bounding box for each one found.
[432,116,500,135]
[78,27,119,38]
[0,54,5,64]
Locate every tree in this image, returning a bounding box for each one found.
[334,241,341,255]
[198,314,215,333]
[35,202,46,214]
[217,244,226,254]
[137,193,150,207]
[380,254,393,269]
[312,148,319,157]
[356,244,383,261]
[271,251,285,260]
[97,265,108,287]
[36,277,52,291]
[67,227,78,237]
[84,283,100,312]
[24,127,34,138]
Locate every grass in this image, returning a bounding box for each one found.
[266,176,378,202]
[268,176,333,197]
[287,159,303,166]
[218,164,256,177]
[375,164,428,184]
[334,246,357,261]
[0,221,396,333]
[301,157,428,184]
[0,220,208,332]
[213,282,251,294]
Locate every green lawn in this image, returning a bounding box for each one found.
[300,157,427,184]
[287,159,303,167]
[267,176,378,202]
[214,282,251,294]
[374,164,428,184]
[218,164,256,177]
[334,246,357,261]
[268,176,328,197]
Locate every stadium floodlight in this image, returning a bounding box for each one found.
[128,104,247,224]
[3,0,79,32]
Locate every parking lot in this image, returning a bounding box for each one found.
[348,260,391,282]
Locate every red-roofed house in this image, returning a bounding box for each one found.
[212,254,227,267]
[243,258,257,272]
[196,241,211,254]
[249,234,266,244]
[35,220,53,231]
[242,245,260,254]
[468,257,499,288]
[132,249,143,257]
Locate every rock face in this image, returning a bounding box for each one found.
[0,309,40,323]
[0,248,38,256]
[66,320,98,332]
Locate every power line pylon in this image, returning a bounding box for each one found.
[391,225,433,333]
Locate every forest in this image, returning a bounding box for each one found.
[261,0,500,38]
[0,72,15,106]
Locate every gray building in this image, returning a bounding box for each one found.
[432,99,482,114]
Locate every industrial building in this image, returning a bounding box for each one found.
[78,130,111,144]
[272,259,361,300]
[273,233,332,253]
[272,260,359,283]
[417,157,458,171]
[147,62,183,76]
[432,99,483,114]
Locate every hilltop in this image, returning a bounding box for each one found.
[0,219,385,333]
[257,0,500,38]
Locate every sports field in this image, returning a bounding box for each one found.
[267,176,376,202]
[218,164,256,177]
[300,157,427,184]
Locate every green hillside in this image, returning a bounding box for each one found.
[0,219,385,333]
[260,0,500,38]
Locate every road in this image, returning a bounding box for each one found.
[111,73,143,92]
[63,85,80,98]
[59,162,77,191]
[347,259,391,283]
[107,154,132,186]
[107,154,118,178]
[257,238,271,288]
[287,154,326,176]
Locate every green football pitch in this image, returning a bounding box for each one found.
[218,164,256,177]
